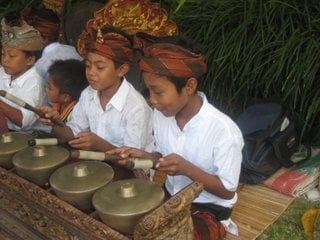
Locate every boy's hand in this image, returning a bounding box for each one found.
[106,147,146,159]
[155,153,193,176]
[106,147,157,167]
[35,106,59,126]
[69,131,102,150]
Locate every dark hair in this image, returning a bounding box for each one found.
[48,59,88,101]
[24,50,42,61]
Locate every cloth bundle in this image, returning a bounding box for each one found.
[263,148,320,197]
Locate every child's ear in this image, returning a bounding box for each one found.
[26,55,36,66]
[61,93,72,103]
[117,63,130,78]
[185,77,198,95]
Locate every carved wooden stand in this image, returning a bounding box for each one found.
[0,167,128,240]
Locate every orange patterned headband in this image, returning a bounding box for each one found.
[77,22,133,64]
[139,42,207,79]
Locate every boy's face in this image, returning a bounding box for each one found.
[46,75,63,104]
[1,46,35,80]
[85,52,127,92]
[143,72,189,117]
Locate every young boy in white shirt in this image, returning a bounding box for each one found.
[0,18,47,132]
[107,33,244,238]
[37,24,153,153]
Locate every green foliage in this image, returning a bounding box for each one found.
[164,0,320,144]
[2,0,319,144]
[257,197,320,239]
[0,0,42,22]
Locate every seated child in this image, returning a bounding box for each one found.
[0,18,47,132]
[46,59,87,123]
[36,25,153,153]
[107,33,244,237]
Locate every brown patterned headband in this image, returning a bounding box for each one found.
[77,22,133,64]
[138,42,207,79]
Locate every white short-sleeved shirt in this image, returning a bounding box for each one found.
[67,78,154,151]
[153,92,244,208]
[0,66,47,131]
[35,42,83,85]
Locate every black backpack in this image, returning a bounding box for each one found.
[235,102,300,184]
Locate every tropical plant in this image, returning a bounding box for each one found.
[0,0,42,22]
[2,0,319,144]
[161,0,320,145]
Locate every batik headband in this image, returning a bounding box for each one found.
[77,21,133,64]
[76,0,179,64]
[138,42,207,79]
[1,18,43,51]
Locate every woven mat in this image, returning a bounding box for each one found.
[226,184,295,240]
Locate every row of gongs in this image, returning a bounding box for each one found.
[0,132,164,234]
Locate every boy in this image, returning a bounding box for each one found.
[46,59,87,123]
[37,25,153,152]
[107,34,244,237]
[0,18,47,132]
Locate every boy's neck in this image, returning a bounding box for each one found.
[10,66,32,81]
[98,79,122,109]
[175,94,203,130]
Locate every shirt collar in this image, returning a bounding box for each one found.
[109,77,130,112]
[3,66,36,88]
[92,77,130,112]
[183,91,208,129]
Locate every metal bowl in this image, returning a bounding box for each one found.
[12,145,69,186]
[92,179,164,234]
[50,161,114,210]
[0,132,32,169]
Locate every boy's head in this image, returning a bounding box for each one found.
[46,59,87,104]
[77,25,133,92]
[20,7,60,46]
[135,33,207,115]
[136,33,207,92]
[1,18,43,79]
[77,25,133,68]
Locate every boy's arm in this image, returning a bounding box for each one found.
[36,105,75,141]
[0,100,23,127]
[186,163,236,199]
[68,132,116,151]
[51,124,75,141]
[106,147,162,161]
[156,154,236,200]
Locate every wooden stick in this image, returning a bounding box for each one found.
[0,90,64,126]
[28,138,67,146]
[70,150,156,170]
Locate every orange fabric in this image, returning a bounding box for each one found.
[137,39,207,79]
[192,211,226,240]
[77,25,133,64]
[53,100,76,123]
